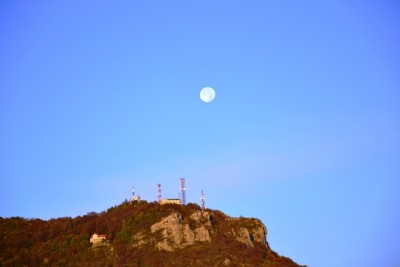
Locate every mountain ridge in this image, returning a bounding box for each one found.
[0,200,306,266]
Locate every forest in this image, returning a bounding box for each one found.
[0,201,303,266]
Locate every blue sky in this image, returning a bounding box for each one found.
[1,1,399,266]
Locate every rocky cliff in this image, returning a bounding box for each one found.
[131,210,267,252]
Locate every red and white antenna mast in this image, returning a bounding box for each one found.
[131,186,140,202]
[157,184,162,202]
[201,190,205,209]
[180,178,186,205]
[131,186,135,201]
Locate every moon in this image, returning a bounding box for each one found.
[200,87,216,103]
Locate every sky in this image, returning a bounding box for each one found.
[0,1,399,266]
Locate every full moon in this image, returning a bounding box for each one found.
[200,87,216,103]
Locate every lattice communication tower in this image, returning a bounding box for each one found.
[180,178,186,205]
[157,184,162,202]
[201,190,205,209]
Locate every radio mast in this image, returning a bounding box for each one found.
[157,184,162,202]
[180,178,186,205]
[201,190,205,209]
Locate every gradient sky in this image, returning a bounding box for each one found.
[1,1,399,266]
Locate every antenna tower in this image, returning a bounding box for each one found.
[180,178,186,205]
[201,190,205,209]
[131,186,140,202]
[157,184,162,202]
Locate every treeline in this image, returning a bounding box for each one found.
[0,201,154,266]
[0,201,303,266]
[0,201,207,266]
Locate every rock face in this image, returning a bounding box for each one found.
[228,217,268,248]
[132,209,267,252]
[149,212,210,251]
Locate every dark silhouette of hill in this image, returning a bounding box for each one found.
[0,201,306,266]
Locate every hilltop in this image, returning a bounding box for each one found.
[0,201,305,266]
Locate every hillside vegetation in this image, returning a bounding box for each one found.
[0,201,305,266]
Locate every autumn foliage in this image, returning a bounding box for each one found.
[0,201,304,266]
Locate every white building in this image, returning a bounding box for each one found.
[90,233,107,245]
[160,198,181,205]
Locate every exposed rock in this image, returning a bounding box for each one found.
[190,210,203,221]
[133,211,213,251]
[132,232,150,248]
[190,210,211,224]
[232,227,254,247]
[131,210,268,253]
[194,225,210,242]
[227,217,267,248]
[251,221,268,245]
[150,213,185,251]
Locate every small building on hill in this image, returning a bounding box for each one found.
[90,233,107,246]
[160,198,181,205]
